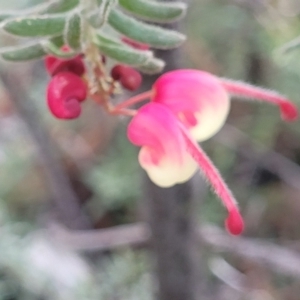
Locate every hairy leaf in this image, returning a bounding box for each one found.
[138,57,165,74]
[89,0,117,28]
[95,33,153,66]
[64,13,82,50]
[108,9,186,49]
[0,42,46,61]
[39,0,80,14]
[119,0,187,23]
[2,15,66,37]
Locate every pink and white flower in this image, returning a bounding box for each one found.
[128,102,244,235]
[124,69,298,235]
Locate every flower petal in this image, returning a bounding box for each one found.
[152,70,230,141]
[127,102,197,187]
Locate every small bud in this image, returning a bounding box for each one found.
[47,72,87,119]
[121,36,150,51]
[111,64,142,91]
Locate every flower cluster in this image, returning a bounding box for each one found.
[45,46,142,119]
[45,49,298,235]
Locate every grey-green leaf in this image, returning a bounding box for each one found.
[138,57,165,74]
[119,0,187,23]
[39,0,80,14]
[2,15,66,37]
[89,0,117,28]
[95,33,153,66]
[64,13,82,50]
[0,42,46,61]
[108,9,186,49]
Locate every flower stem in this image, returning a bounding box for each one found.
[113,90,153,111]
[221,79,298,121]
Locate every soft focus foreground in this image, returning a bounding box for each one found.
[1,0,300,300]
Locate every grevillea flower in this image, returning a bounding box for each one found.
[127,69,298,235]
[151,70,298,141]
[128,102,244,235]
[47,72,87,119]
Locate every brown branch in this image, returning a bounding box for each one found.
[50,222,149,251]
[140,1,203,299]
[50,222,300,279]
[215,124,300,191]
[199,226,300,279]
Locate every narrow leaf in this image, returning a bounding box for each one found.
[39,0,80,14]
[95,33,153,66]
[108,9,186,49]
[89,0,117,28]
[138,57,165,74]
[119,0,187,23]
[64,13,82,50]
[2,15,66,37]
[0,0,79,24]
[0,42,46,61]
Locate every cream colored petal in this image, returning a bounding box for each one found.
[139,146,198,187]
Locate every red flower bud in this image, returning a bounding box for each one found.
[111,64,142,91]
[45,55,85,77]
[47,72,87,119]
[121,36,150,51]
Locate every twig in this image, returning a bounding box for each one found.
[50,222,149,251]
[215,124,300,191]
[200,225,300,279]
[51,222,300,279]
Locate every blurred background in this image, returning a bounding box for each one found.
[1,0,300,299]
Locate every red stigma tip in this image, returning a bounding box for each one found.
[225,209,244,235]
[279,102,298,121]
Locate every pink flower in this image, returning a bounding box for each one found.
[151,70,297,141]
[128,103,198,187]
[128,102,244,235]
[126,69,298,235]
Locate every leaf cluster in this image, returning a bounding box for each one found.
[0,0,187,74]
